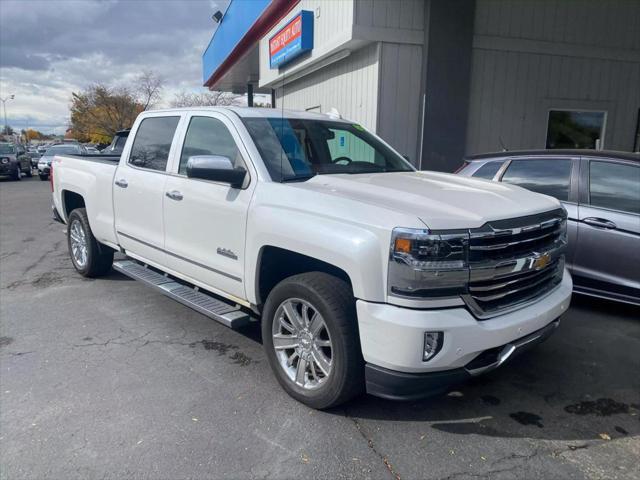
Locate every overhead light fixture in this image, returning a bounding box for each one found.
[212,10,223,23]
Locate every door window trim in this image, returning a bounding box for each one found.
[125,114,185,174]
[497,156,578,203]
[168,112,252,189]
[583,158,640,216]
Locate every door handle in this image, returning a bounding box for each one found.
[115,179,128,188]
[583,217,617,229]
[165,190,183,201]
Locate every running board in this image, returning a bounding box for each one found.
[113,260,251,329]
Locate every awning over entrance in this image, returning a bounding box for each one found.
[202,0,296,93]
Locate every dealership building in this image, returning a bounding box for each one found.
[203,0,640,172]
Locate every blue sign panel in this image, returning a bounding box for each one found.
[269,10,314,69]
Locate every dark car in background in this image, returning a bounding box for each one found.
[37,144,86,180]
[457,150,640,306]
[0,143,32,180]
[100,129,129,155]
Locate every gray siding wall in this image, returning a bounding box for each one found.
[466,0,640,154]
[377,43,423,162]
[275,43,380,131]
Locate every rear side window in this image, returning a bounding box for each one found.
[179,116,242,175]
[472,161,504,179]
[501,158,572,201]
[129,116,180,171]
[589,161,640,214]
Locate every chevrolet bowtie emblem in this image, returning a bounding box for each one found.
[533,253,551,270]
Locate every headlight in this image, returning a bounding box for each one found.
[388,228,469,298]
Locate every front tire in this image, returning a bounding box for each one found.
[262,272,364,409]
[39,173,48,181]
[67,208,113,277]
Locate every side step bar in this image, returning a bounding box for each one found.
[113,260,251,329]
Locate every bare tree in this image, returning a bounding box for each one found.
[170,90,242,108]
[136,70,164,110]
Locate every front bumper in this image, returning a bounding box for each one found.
[365,318,560,400]
[357,270,572,398]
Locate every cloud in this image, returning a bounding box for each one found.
[0,0,227,134]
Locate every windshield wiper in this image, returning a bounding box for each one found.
[280,173,317,183]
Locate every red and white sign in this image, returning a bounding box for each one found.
[269,15,303,57]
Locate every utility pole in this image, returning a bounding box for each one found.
[1,94,15,136]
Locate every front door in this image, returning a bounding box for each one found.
[113,114,181,266]
[162,114,254,300]
[574,159,640,302]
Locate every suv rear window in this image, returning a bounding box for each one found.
[472,161,504,179]
[128,117,180,171]
[501,158,572,201]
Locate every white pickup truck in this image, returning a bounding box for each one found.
[52,107,572,408]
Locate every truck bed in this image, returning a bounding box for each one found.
[52,153,120,248]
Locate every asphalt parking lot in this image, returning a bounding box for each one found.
[1,177,639,480]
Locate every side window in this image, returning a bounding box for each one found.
[327,128,381,165]
[128,116,180,171]
[179,116,242,175]
[472,161,504,180]
[501,158,572,201]
[589,161,640,215]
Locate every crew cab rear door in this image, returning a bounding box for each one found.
[113,113,182,267]
[162,112,255,300]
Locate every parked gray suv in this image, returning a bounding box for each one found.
[457,150,640,306]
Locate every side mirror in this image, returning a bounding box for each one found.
[186,155,247,188]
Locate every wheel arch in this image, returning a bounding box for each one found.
[255,246,354,311]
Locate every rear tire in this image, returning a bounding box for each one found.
[25,167,33,177]
[262,272,364,409]
[67,208,113,277]
[12,167,21,181]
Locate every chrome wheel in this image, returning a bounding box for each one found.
[69,220,88,268]
[272,298,333,390]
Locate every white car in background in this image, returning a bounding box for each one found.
[38,144,85,180]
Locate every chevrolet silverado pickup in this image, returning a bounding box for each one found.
[51,107,572,408]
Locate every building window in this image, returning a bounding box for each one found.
[546,110,606,150]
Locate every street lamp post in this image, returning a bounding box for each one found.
[1,94,15,136]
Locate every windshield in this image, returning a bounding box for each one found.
[0,144,15,154]
[44,145,80,156]
[241,117,414,181]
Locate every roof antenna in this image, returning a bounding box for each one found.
[498,136,508,152]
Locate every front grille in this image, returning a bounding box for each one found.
[464,209,567,318]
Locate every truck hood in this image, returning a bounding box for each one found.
[297,171,561,230]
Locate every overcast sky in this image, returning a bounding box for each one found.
[0,0,229,134]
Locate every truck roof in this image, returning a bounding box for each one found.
[143,106,350,122]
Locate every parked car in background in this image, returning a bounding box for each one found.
[0,143,32,180]
[38,144,86,180]
[84,146,100,154]
[27,147,42,168]
[37,145,48,155]
[457,150,640,306]
[100,129,129,155]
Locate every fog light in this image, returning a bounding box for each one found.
[423,331,443,361]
